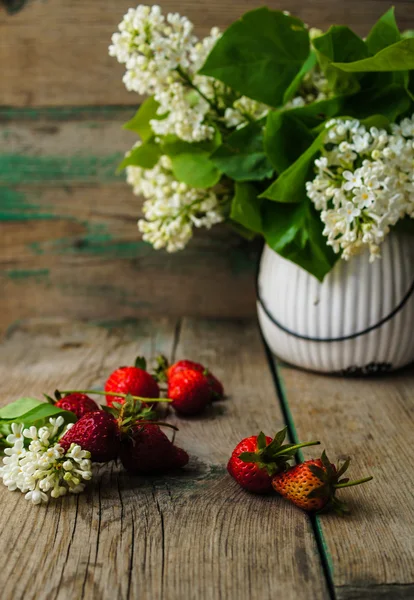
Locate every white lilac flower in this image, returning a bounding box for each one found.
[0,418,92,505]
[109,6,223,142]
[126,154,228,252]
[307,117,414,261]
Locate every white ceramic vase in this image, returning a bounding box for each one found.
[257,233,414,374]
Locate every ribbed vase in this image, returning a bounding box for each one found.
[257,233,414,374]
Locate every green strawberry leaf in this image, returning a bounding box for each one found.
[256,431,267,450]
[308,464,328,482]
[238,451,260,463]
[336,457,351,478]
[135,356,147,370]
[308,484,329,499]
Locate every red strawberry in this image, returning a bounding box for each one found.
[272,451,373,514]
[60,411,120,462]
[168,368,211,415]
[156,356,224,401]
[105,356,159,407]
[55,393,100,420]
[119,423,189,474]
[227,428,321,494]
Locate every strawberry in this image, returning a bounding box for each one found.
[105,356,160,407]
[167,368,211,415]
[227,428,320,494]
[60,411,120,463]
[54,393,100,420]
[272,451,373,514]
[119,422,189,474]
[156,356,224,401]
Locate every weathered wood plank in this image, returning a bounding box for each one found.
[1,0,413,107]
[275,360,414,599]
[0,184,258,334]
[0,318,329,599]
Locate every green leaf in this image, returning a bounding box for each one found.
[228,221,257,241]
[238,452,260,463]
[333,38,414,72]
[0,397,41,419]
[230,182,263,233]
[366,7,401,55]
[336,457,351,479]
[265,111,314,173]
[283,50,318,104]
[256,431,267,450]
[211,122,274,182]
[344,83,411,121]
[123,97,166,141]
[260,129,326,203]
[393,216,414,233]
[135,356,147,370]
[282,96,348,128]
[10,404,77,427]
[308,464,328,482]
[170,152,221,188]
[313,26,369,93]
[199,7,310,106]
[262,199,339,281]
[273,427,288,448]
[117,139,161,171]
[402,30,414,39]
[308,484,329,499]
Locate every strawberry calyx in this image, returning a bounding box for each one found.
[308,451,373,516]
[102,393,157,434]
[134,356,147,370]
[238,428,321,476]
[152,354,169,382]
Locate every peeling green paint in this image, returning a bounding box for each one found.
[6,269,50,281]
[0,155,123,184]
[0,188,56,221]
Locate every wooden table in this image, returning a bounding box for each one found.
[1,317,413,600]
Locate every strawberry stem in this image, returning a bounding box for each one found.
[334,476,373,489]
[58,389,172,403]
[275,440,321,455]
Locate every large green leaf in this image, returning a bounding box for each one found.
[366,7,401,55]
[262,199,338,281]
[283,51,318,104]
[344,83,411,121]
[123,97,166,141]
[265,111,314,173]
[211,122,274,182]
[11,404,77,426]
[230,182,263,233]
[0,397,41,419]
[313,26,369,93]
[281,96,348,128]
[170,153,221,188]
[333,38,414,72]
[199,8,310,106]
[260,129,326,203]
[118,139,161,171]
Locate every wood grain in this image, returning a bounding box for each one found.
[0,318,329,600]
[1,0,413,107]
[276,360,414,599]
[0,183,258,334]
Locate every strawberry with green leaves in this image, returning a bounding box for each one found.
[155,355,225,401]
[105,356,160,407]
[60,411,120,463]
[227,428,320,493]
[272,451,373,514]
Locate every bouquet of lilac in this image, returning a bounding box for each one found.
[110,5,414,280]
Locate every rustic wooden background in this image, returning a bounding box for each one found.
[1,0,414,333]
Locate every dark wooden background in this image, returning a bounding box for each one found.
[1,0,414,334]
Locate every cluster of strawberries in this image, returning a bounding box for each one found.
[227,429,373,514]
[53,356,223,475]
[46,356,372,514]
